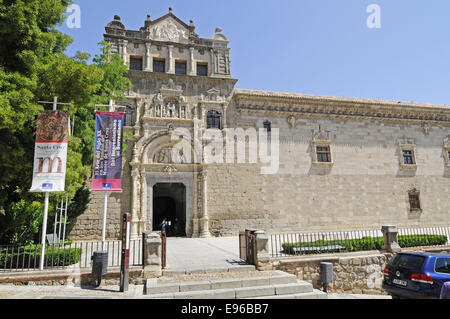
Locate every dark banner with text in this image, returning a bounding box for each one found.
[92,111,124,191]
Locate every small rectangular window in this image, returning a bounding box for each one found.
[153,59,165,73]
[175,61,187,75]
[402,150,415,164]
[263,121,271,132]
[408,192,421,211]
[130,57,143,71]
[316,146,331,163]
[197,63,208,76]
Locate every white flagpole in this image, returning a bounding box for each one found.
[101,100,113,251]
[40,192,49,270]
[39,97,57,270]
[37,96,71,270]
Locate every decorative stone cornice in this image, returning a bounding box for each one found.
[232,89,450,124]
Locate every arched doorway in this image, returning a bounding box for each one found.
[153,183,186,237]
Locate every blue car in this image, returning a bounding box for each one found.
[382,252,450,299]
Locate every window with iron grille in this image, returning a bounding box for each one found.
[197,63,208,76]
[206,110,221,129]
[316,146,331,162]
[408,191,421,211]
[130,57,143,71]
[175,61,187,75]
[153,59,165,73]
[402,150,415,164]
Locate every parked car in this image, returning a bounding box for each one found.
[382,252,450,299]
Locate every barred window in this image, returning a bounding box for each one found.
[175,61,187,75]
[408,190,421,211]
[197,63,208,76]
[402,150,415,164]
[206,110,221,129]
[130,57,143,71]
[316,146,331,163]
[153,58,165,73]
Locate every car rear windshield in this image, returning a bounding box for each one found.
[390,254,426,272]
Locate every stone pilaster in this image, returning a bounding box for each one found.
[167,45,174,74]
[122,40,128,65]
[189,47,195,76]
[145,42,152,71]
[199,167,210,237]
[139,167,147,234]
[130,166,140,239]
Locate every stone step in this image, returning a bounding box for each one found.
[143,281,318,299]
[162,265,256,276]
[144,270,298,295]
[250,289,328,299]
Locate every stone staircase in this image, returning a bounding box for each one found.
[143,269,327,299]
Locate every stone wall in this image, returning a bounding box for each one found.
[274,252,394,294]
[206,112,450,235]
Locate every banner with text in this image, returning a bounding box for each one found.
[30,110,69,192]
[92,111,124,191]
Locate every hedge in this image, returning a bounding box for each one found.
[0,245,82,269]
[281,234,448,255]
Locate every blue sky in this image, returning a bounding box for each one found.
[58,0,450,105]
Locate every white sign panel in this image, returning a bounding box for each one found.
[30,111,69,193]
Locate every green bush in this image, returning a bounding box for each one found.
[282,234,447,255]
[0,244,82,269]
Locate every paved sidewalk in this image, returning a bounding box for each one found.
[165,236,246,272]
[0,284,391,299]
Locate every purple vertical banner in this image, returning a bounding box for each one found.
[92,111,124,191]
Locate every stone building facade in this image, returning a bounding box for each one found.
[70,10,450,240]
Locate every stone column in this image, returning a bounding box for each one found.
[254,230,271,270]
[199,167,210,237]
[381,225,402,253]
[143,232,162,278]
[167,45,174,74]
[130,166,140,239]
[122,40,128,65]
[139,168,147,234]
[146,182,153,232]
[144,42,152,71]
[210,49,215,76]
[189,47,196,76]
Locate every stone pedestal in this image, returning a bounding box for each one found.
[254,230,271,270]
[199,215,211,238]
[381,225,402,253]
[143,232,162,278]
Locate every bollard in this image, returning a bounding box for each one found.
[320,262,333,293]
[120,213,131,292]
[91,251,108,287]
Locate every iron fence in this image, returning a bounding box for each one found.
[269,226,450,258]
[0,239,142,273]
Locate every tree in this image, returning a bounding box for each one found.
[0,1,131,244]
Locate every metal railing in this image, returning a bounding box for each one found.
[269,226,450,258]
[0,239,142,273]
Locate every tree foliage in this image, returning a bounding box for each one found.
[0,1,131,244]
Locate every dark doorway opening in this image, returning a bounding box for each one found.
[153,183,186,237]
